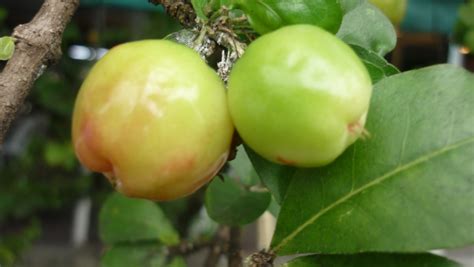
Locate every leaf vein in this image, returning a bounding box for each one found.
[351,144,357,192]
[272,136,474,252]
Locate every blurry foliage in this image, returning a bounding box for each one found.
[0,22,99,265]
[0,6,6,34]
[87,10,181,47]
[453,0,474,53]
[0,138,93,221]
[0,220,40,266]
[0,5,182,266]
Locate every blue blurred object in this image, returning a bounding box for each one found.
[81,0,164,11]
[401,0,464,34]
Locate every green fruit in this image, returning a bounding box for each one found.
[369,0,407,26]
[72,40,233,201]
[228,25,372,167]
[234,0,343,34]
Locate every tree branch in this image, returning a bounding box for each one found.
[204,226,228,267]
[168,240,214,256]
[228,227,242,267]
[148,0,197,27]
[0,0,79,145]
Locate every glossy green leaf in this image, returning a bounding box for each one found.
[350,44,399,84]
[246,146,295,204]
[234,0,343,34]
[0,36,15,61]
[267,196,281,217]
[209,0,234,10]
[101,244,166,267]
[205,176,271,225]
[284,253,461,267]
[191,0,209,20]
[271,65,474,255]
[337,2,396,55]
[99,193,179,246]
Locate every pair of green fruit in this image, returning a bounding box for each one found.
[72,25,372,201]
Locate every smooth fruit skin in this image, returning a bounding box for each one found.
[228,25,372,168]
[233,0,343,35]
[368,0,407,26]
[72,40,233,201]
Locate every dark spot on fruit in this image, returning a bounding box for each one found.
[348,121,362,134]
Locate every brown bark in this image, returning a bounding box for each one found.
[204,226,228,267]
[228,227,242,267]
[0,0,79,145]
[148,0,197,27]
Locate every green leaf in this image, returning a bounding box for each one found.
[229,145,260,186]
[339,0,367,14]
[43,141,76,171]
[191,0,209,21]
[459,1,474,28]
[205,176,271,225]
[271,65,474,255]
[101,244,166,267]
[167,257,187,267]
[284,253,461,267]
[350,44,399,84]
[0,36,15,61]
[267,196,281,217]
[337,2,396,55]
[246,146,295,204]
[235,0,343,35]
[209,0,234,10]
[99,193,179,246]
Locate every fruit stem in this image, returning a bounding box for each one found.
[360,128,372,140]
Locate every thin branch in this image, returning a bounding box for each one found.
[149,0,247,58]
[167,240,214,256]
[204,243,222,267]
[0,0,79,145]
[228,227,242,267]
[204,226,228,267]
